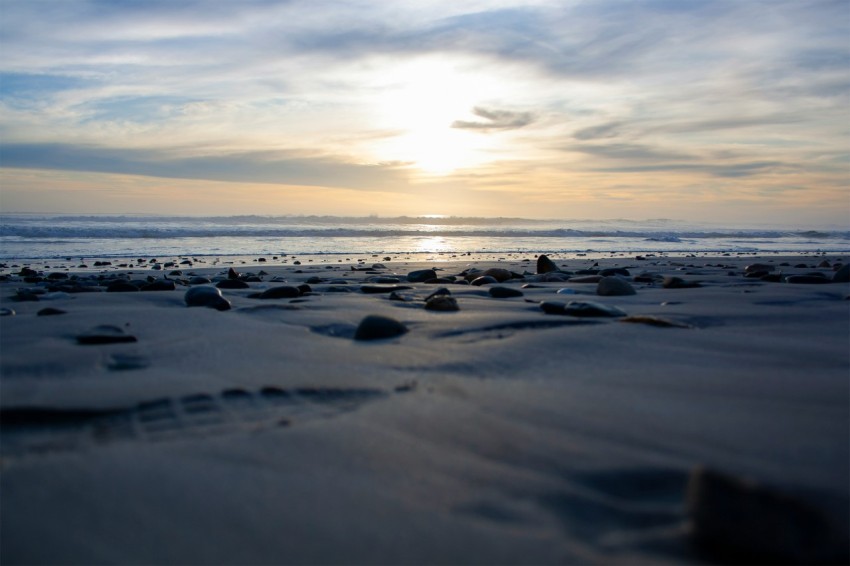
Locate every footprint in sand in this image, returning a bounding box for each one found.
[0,385,407,457]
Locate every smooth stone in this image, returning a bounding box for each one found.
[47,272,69,280]
[620,315,690,328]
[371,276,401,284]
[188,276,212,285]
[471,275,498,286]
[687,467,849,564]
[360,284,413,294]
[568,275,603,283]
[354,315,408,341]
[425,288,451,301]
[216,279,250,289]
[541,300,626,317]
[297,284,312,295]
[482,268,513,282]
[425,295,460,311]
[597,276,636,296]
[833,264,850,282]
[76,325,138,345]
[185,286,232,311]
[662,276,702,289]
[0,308,16,316]
[141,280,176,291]
[599,267,630,277]
[745,263,775,274]
[106,281,140,292]
[785,275,830,284]
[227,267,240,280]
[536,254,560,274]
[407,269,437,283]
[489,286,524,298]
[251,286,301,299]
[37,307,67,316]
[556,288,578,295]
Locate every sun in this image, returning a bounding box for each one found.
[367,58,499,175]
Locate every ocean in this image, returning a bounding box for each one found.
[1,214,848,261]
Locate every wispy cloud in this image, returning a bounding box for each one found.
[451,107,535,131]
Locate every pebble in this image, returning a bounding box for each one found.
[251,286,301,299]
[785,274,830,284]
[687,467,848,564]
[0,308,16,316]
[620,315,690,328]
[360,284,413,294]
[37,307,67,316]
[407,269,437,283]
[488,286,524,298]
[596,277,636,296]
[744,263,775,274]
[189,276,212,285]
[482,268,513,282]
[536,254,560,274]
[354,315,408,341]
[141,280,176,291]
[471,275,498,286]
[599,267,630,277]
[425,288,451,301]
[556,288,578,295]
[185,286,232,311]
[106,281,140,292]
[76,325,138,345]
[425,295,460,311]
[216,279,250,289]
[662,276,702,289]
[540,300,627,317]
[834,264,850,282]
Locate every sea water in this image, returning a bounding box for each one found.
[1,214,848,261]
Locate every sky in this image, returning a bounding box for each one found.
[0,0,848,225]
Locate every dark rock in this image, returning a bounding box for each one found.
[471,275,498,286]
[407,269,437,283]
[425,295,460,311]
[568,275,603,283]
[0,308,16,316]
[424,277,457,284]
[599,268,630,277]
[360,284,413,294]
[47,272,69,280]
[597,277,636,296]
[620,315,690,328]
[37,307,67,316]
[688,467,849,565]
[489,286,524,298]
[425,288,451,301]
[141,280,176,291]
[541,300,626,317]
[185,286,232,311]
[482,268,513,282]
[297,284,312,295]
[251,286,301,299]
[785,275,830,284]
[354,315,408,341]
[227,267,240,280]
[833,264,850,282]
[18,267,38,277]
[662,276,701,289]
[745,263,775,274]
[371,276,401,284]
[106,281,140,292]
[817,260,831,268]
[13,291,40,302]
[536,254,560,274]
[188,276,212,285]
[76,325,138,345]
[216,279,250,289]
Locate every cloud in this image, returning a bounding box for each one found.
[573,122,622,140]
[0,143,409,190]
[451,107,535,131]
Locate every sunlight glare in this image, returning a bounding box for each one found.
[369,58,500,175]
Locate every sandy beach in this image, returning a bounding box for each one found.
[1,252,848,564]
